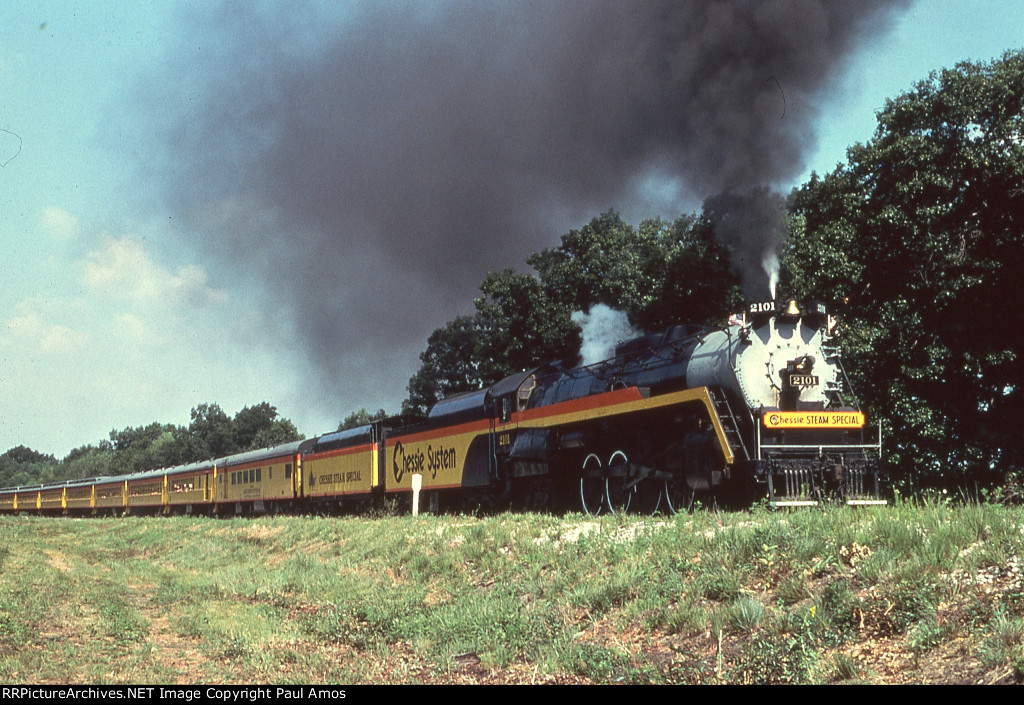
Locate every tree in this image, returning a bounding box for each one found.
[60,444,115,481]
[786,51,1024,484]
[404,209,744,413]
[403,316,483,416]
[474,269,581,384]
[0,401,304,487]
[174,403,234,463]
[249,420,302,450]
[635,216,742,331]
[1,445,55,466]
[528,210,665,315]
[107,422,178,475]
[0,446,57,487]
[338,408,388,431]
[233,402,302,451]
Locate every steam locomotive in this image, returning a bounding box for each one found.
[0,299,885,516]
[482,297,885,512]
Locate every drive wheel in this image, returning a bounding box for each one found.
[633,476,663,515]
[579,453,605,516]
[662,475,694,515]
[605,450,634,514]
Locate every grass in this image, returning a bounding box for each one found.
[0,499,1022,684]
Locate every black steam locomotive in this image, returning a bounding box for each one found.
[491,298,886,512]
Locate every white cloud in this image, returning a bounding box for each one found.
[112,312,163,347]
[4,299,89,354]
[38,324,88,353]
[40,206,81,240]
[83,235,226,306]
[0,228,314,458]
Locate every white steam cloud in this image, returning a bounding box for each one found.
[762,251,780,300]
[572,304,641,366]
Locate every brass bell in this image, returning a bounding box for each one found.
[784,299,801,317]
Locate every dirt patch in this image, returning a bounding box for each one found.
[145,613,207,684]
[538,519,670,547]
[243,524,284,541]
[44,550,70,572]
[122,584,207,683]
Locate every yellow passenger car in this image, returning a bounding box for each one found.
[125,469,166,512]
[164,460,216,513]
[0,487,17,512]
[93,479,127,514]
[215,440,302,514]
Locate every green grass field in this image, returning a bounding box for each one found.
[1,501,1022,684]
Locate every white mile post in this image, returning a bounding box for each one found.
[411,473,422,516]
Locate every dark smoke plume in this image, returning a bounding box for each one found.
[703,187,788,298]
[134,0,907,415]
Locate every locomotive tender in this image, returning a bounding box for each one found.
[0,299,885,516]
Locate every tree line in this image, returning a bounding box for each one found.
[0,403,301,488]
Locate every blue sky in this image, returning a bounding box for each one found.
[2,1,1022,458]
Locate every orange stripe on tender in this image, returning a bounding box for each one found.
[515,386,646,423]
[305,443,376,461]
[394,419,492,443]
[513,386,734,465]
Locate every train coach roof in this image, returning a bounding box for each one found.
[427,387,490,425]
[315,425,370,444]
[310,425,373,453]
[119,458,215,483]
[215,439,305,469]
[2,475,118,492]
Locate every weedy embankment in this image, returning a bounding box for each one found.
[1,500,1021,684]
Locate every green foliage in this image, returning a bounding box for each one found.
[636,217,742,331]
[404,209,741,413]
[338,408,389,431]
[233,402,302,451]
[60,444,115,481]
[729,628,820,684]
[106,423,178,475]
[528,210,668,315]
[726,595,766,632]
[404,316,483,415]
[474,269,582,383]
[168,401,303,464]
[0,446,54,466]
[1,401,303,488]
[978,608,1024,676]
[786,50,1024,486]
[174,403,233,462]
[0,446,58,487]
